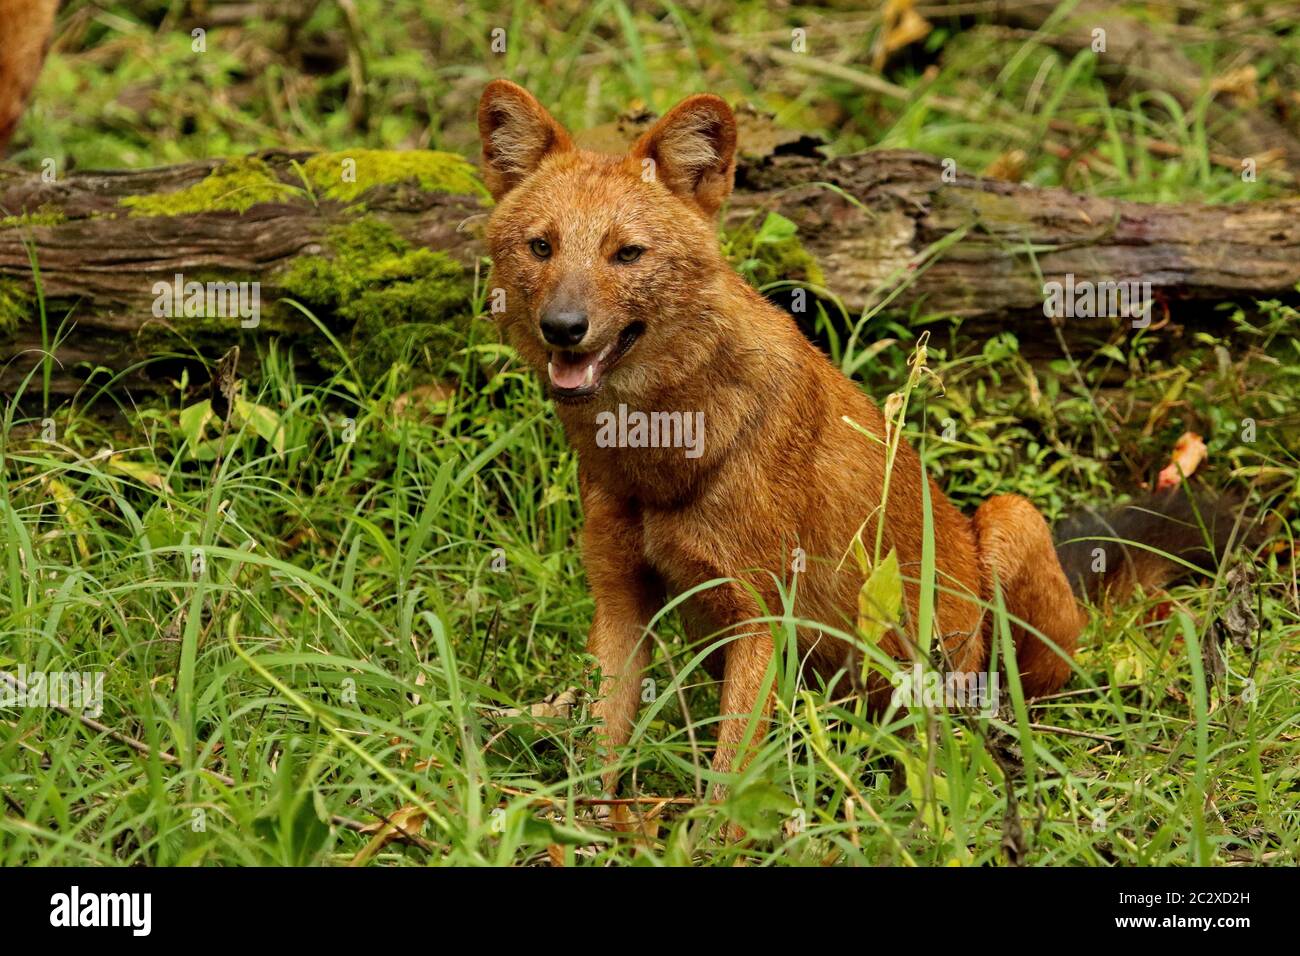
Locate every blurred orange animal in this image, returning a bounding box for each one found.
[0,0,58,153]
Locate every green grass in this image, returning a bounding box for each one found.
[1,1,1298,866]
[16,1,1299,200]
[1,291,1295,865]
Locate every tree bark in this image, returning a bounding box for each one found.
[1,146,1297,394]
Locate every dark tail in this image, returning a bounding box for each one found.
[1054,490,1243,602]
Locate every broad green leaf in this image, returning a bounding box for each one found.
[754,211,797,245]
[178,399,213,445]
[107,457,167,492]
[724,780,797,840]
[857,546,903,645]
[236,398,286,455]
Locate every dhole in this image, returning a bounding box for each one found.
[0,0,59,153]
[478,80,1231,800]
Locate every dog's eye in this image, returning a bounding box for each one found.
[615,245,644,264]
[529,238,551,259]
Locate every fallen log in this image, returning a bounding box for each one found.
[924,0,1300,177]
[0,142,1297,395]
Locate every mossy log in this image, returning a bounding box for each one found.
[0,145,1297,395]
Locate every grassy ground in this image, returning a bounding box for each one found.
[1,1,1298,865]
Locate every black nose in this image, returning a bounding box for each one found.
[540,311,589,347]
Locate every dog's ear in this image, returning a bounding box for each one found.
[478,80,574,201]
[631,95,737,217]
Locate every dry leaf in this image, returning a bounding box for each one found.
[528,687,580,719]
[608,801,666,845]
[210,346,240,422]
[1211,65,1258,103]
[392,381,453,418]
[486,687,581,722]
[1217,562,1259,654]
[107,455,167,492]
[577,102,824,163]
[733,103,826,162]
[572,104,657,155]
[983,148,1028,183]
[882,391,905,445]
[873,0,932,71]
[282,526,318,553]
[1155,431,1207,490]
[349,805,428,866]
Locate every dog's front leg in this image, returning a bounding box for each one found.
[581,488,661,795]
[711,629,775,801]
[587,600,653,794]
[689,579,775,808]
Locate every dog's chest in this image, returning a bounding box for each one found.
[634,494,858,669]
[637,502,735,592]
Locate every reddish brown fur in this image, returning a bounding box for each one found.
[478,80,1085,797]
[0,0,58,153]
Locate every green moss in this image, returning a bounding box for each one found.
[278,218,471,378]
[116,151,485,218]
[120,157,291,216]
[133,270,288,344]
[726,212,825,290]
[300,149,488,203]
[0,279,33,334]
[1,206,66,228]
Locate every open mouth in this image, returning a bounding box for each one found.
[546,322,644,401]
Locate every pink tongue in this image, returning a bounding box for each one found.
[549,353,598,389]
